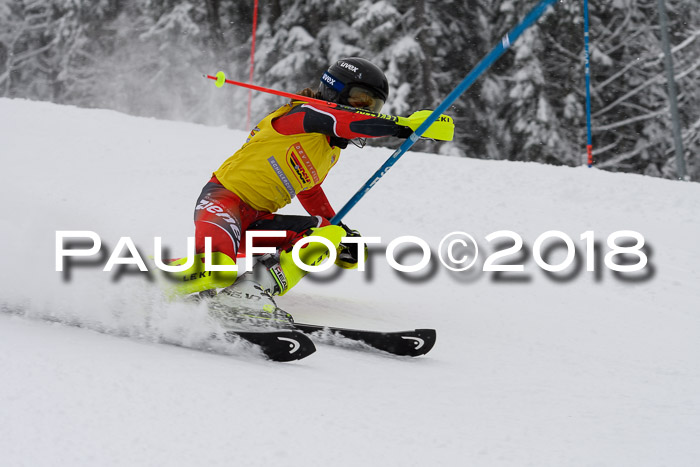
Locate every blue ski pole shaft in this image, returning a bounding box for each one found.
[331,0,558,225]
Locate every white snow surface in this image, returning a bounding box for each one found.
[1,98,699,466]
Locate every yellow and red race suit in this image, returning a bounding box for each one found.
[169,101,410,295]
[214,101,409,215]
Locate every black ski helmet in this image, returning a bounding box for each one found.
[319,57,389,112]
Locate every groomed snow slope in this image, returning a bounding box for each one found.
[1,98,699,467]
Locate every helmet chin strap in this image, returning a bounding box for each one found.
[350,138,367,149]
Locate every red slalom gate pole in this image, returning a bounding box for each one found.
[246,0,259,131]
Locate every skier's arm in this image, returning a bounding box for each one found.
[272,104,412,139]
[297,184,336,220]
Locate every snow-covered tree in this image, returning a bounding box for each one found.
[585,0,700,179]
[2,0,698,180]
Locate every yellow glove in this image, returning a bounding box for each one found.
[396,110,454,141]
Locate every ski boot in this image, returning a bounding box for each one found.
[207,273,294,330]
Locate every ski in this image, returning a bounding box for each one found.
[224,329,316,362]
[293,323,436,357]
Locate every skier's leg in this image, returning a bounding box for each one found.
[238,214,326,255]
[162,180,247,296]
[211,213,343,329]
[241,214,346,296]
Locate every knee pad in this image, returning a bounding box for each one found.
[159,252,238,298]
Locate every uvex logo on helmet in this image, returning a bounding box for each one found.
[339,62,359,73]
[318,57,389,106]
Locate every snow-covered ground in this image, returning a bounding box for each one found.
[1,98,699,466]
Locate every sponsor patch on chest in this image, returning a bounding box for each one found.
[286,143,320,187]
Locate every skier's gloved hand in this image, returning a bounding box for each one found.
[394,125,414,139]
[336,222,367,270]
[395,110,454,141]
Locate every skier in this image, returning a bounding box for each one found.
[169,57,415,322]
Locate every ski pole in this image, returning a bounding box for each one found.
[205,72,454,140]
[330,0,558,225]
[207,72,346,110]
[205,72,402,123]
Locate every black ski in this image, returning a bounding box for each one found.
[293,323,436,357]
[224,329,316,362]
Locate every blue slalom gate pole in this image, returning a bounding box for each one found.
[331,0,558,225]
[583,0,593,167]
